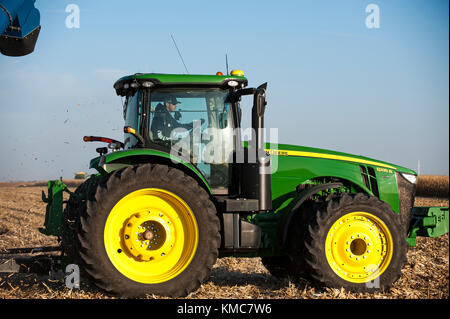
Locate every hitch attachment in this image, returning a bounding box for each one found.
[39,179,70,237]
[407,207,449,247]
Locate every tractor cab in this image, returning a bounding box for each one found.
[111,72,272,211]
[122,84,234,190]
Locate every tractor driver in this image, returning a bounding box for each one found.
[151,96,204,144]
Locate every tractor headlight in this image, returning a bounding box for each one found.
[227,80,238,87]
[142,81,154,88]
[400,173,417,184]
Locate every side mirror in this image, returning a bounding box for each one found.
[256,83,268,117]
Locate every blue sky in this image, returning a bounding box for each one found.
[0,0,448,181]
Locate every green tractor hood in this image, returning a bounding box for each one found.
[266,142,417,175]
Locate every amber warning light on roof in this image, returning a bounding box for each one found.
[230,70,244,76]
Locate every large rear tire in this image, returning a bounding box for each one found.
[74,164,221,298]
[299,193,407,291]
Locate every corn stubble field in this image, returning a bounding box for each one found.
[0,175,448,299]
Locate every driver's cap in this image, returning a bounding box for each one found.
[165,96,181,104]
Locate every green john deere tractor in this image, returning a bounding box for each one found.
[39,70,449,297]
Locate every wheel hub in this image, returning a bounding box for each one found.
[122,211,172,261]
[143,230,154,241]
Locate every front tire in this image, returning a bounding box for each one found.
[301,193,407,292]
[76,164,221,298]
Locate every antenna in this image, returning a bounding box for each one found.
[171,34,189,74]
[225,54,229,75]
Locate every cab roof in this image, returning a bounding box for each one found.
[113,73,248,96]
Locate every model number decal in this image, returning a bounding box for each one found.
[267,150,288,156]
[376,167,393,174]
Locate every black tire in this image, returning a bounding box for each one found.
[61,177,97,264]
[281,200,319,279]
[263,200,321,279]
[301,193,408,292]
[74,164,221,298]
[263,201,316,278]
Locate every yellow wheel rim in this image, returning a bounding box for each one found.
[104,188,198,284]
[325,212,393,283]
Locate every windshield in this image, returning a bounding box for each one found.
[147,88,234,190]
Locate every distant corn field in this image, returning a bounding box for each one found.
[416,175,449,198]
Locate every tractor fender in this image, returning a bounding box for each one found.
[91,149,212,195]
[280,182,344,246]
